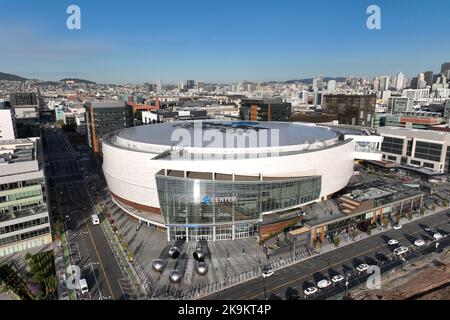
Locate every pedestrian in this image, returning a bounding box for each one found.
[242,248,245,256]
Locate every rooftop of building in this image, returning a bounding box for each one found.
[0,139,36,165]
[377,126,450,142]
[111,121,340,149]
[85,101,127,109]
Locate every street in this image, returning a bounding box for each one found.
[202,209,450,300]
[43,127,129,300]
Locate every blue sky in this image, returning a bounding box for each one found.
[0,0,449,83]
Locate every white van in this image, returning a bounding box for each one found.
[79,278,89,294]
[91,214,100,225]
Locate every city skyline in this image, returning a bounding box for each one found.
[1,0,450,83]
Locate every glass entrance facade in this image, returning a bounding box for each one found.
[156,172,321,241]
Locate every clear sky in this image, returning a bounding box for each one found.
[0,0,449,84]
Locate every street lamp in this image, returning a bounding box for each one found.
[259,260,267,300]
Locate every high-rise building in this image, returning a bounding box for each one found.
[441,62,450,79]
[0,139,52,258]
[323,94,376,127]
[373,78,380,91]
[178,82,185,90]
[327,80,336,92]
[196,81,205,90]
[156,80,163,94]
[186,80,195,89]
[379,76,390,91]
[424,71,434,86]
[240,98,292,121]
[395,72,405,91]
[84,101,133,155]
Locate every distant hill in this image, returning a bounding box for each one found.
[60,78,97,85]
[0,72,27,82]
[285,77,347,84]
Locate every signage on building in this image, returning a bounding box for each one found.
[201,195,237,205]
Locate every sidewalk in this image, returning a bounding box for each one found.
[319,207,442,254]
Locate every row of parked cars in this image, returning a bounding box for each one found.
[303,230,447,297]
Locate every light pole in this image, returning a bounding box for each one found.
[259,260,267,300]
[344,276,349,298]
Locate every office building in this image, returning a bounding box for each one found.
[424,71,434,86]
[387,96,413,114]
[239,98,292,121]
[323,94,376,127]
[84,101,133,156]
[9,93,40,139]
[441,62,450,79]
[0,139,52,258]
[378,126,450,173]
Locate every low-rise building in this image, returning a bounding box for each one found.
[378,126,450,173]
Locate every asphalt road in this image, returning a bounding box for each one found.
[202,209,450,300]
[43,127,127,300]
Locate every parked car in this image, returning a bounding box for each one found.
[433,233,443,240]
[394,246,409,256]
[331,275,344,283]
[414,239,425,247]
[317,279,332,289]
[304,286,318,296]
[356,264,369,272]
[388,239,399,246]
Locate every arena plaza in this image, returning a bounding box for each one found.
[102,121,382,242]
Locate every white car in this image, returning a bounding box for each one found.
[388,239,399,246]
[317,279,332,289]
[393,225,402,230]
[433,233,443,240]
[414,239,425,247]
[331,275,344,283]
[261,269,274,278]
[304,286,318,296]
[356,264,369,272]
[394,246,409,256]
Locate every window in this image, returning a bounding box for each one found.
[387,155,397,161]
[414,141,442,162]
[410,159,421,166]
[381,136,404,155]
[423,162,435,169]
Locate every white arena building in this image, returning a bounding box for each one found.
[102,121,382,241]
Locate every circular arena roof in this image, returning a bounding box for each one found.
[113,121,339,150]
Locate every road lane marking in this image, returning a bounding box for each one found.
[82,209,116,300]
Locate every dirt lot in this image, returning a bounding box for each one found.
[350,250,450,300]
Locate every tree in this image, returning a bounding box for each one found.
[334,235,341,247]
[395,212,401,224]
[420,207,425,216]
[407,210,413,221]
[314,240,322,253]
[350,229,358,241]
[382,217,389,229]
